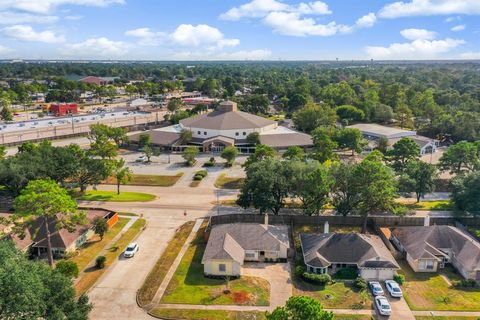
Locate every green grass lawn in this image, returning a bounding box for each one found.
[400,261,480,311]
[69,217,129,271]
[161,223,270,306]
[150,308,266,320]
[75,218,146,296]
[137,221,195,306]
[104,173,183,187]
[404,200,453,211]
[415,317,480,320]
[214,173,245,189]
[80,190,156,202]
[334,316,373,320]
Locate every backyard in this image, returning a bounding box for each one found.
[160,223,270,306]
[400,261,480,311]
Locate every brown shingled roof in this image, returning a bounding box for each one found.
[180,110,275,130]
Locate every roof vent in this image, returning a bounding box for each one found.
[218,101,238,112]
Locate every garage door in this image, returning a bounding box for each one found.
[360,269,395,280]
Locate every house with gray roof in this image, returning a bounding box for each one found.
[300,233,400,280]
[390,225,480,280]
[130,100,312,151]
[202,220,289,277]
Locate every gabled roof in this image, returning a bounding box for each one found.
[202,223,289,263]
[391,226,480,270]
[180,109,275,130]
[300,233,399,269]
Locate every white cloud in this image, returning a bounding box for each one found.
[0,44,13,56]
[124,27,166,46]
[64,15,83,20]
[64,37,128,58]
[0,0,125,14]
[460,51,480,59]
[0,11,58,24]
[366,37,464,59]
[400,28,437,40]
[355,13,377,28]
[451,24,466,31]
[1,24,64,43]
[170,24,239,49]
[219,0,331,21]
[445,16,462,23]
[379,0,480,19]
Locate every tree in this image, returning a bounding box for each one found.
[13,179,83,266]
[221,146,238,167]
[439,141,479,174]
[310,127,337,163]
[396,103,413,129]
[388,137,420,172]
[329,162,357,216]
[0,241,92,320]
[113,159,132,194]
[167,97,182,113]
[240,94,269,114]
[179,129,193,145]
[334,128,366,156]
[282,146,305,161]
[89,135,118,159]
[92,216,109,240]
[69,145,113,192]
[244,144,277,168]
[376,136,389,154]
[292,103,337,133]
[246,132,260,145]
[267,296,333,320]
[0,95,13,121]
[238,158,289,215]
[451,172,480,216]
[336,105,364,125]
[0,145,6,160]
[138,133,151,148]
[55,260,79,278]
[182,146,199,166]
[399,161,438,202]
[144,144,154,163]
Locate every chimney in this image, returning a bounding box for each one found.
[324,221,329,234]
[264,213,269,227]
[424,215,430,227]
[218,101,237,113]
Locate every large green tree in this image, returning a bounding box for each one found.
[451,172,480,216]
[388,137,420,172]
[333,128,366,156]
[267,296,334,320]
[113,159,132,194]
[399,161,438,202]
[221,146,238,167]
[439,141,479,174]
[292,103,337,133]
[310,127,338,163]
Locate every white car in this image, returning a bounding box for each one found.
[369,281,384,296]
[385,280,403,298]
[135,155,147,162]
[375,296,392,316]
[124,242,139,258]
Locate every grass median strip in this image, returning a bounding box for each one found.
[214,173,245,189]
[80,190,156,202]
[150,308,266,320]
[104,173,184,187]
[137,221,195,307]
[69,217,129,271]
[75,218,146,296]
[403,200,453,211]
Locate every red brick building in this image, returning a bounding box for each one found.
[50,103,78,116]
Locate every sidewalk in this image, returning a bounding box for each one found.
[413,310,480,317]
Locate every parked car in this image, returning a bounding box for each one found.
[135,155,147,162]
[369,281,384,296]
[385,280,403,298]
[375,296,392,316]
[124,242,139,258]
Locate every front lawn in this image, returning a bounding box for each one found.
[335,316,373,320]
[150,308,266,320]
[400,261,480,311]
[214,173,245,189]
[104,173,183,187]
[75,218,146,296]
[69,217,129,271]
[79,190,156,202]
[415,317,480,320]
[404,200,453,211]
[160,223,270,306]
[137,221,195,306]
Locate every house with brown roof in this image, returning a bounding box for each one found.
[202,219,289,277]
[130,100,313,151]
[300,232,400,280]
[390,225,480,280]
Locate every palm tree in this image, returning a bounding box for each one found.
[114,159,132,194]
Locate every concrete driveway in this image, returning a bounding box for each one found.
[241,262,292,309]
[374,283,414,320]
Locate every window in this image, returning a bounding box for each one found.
[245,252,255,258]
[235,132,239,136]
[197,131,201,135]
[219,264,226,272]
[243,132,247,136]
[204,132,207,135]
[425,260,434,270]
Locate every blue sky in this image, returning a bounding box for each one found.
[0,0,479,60]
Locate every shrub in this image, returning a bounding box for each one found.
[203,157,216,167]
[354,277,368,290]
[295,265,306,278]
[55,260,79,278]
[334,268,358,280]
[394,274,406,285]
[95,255,106,269]
[455,279,477,288]
[193,170,208,181]
[302,272,331,285]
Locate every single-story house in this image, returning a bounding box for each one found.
[300,232,400,280]
[202,220,289,277]
[390,225,480,280]
[347,123,439,155]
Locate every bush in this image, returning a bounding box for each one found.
[455,279,477,288]
[55,260,79,278]
[354,277,368,290]
[95,255,106,269]
[302,272,331,285]
[295,265,306,278]
[203,157,216,167]
[394,274,406,285]
[193,170,208,181]
[334,268,358,280]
